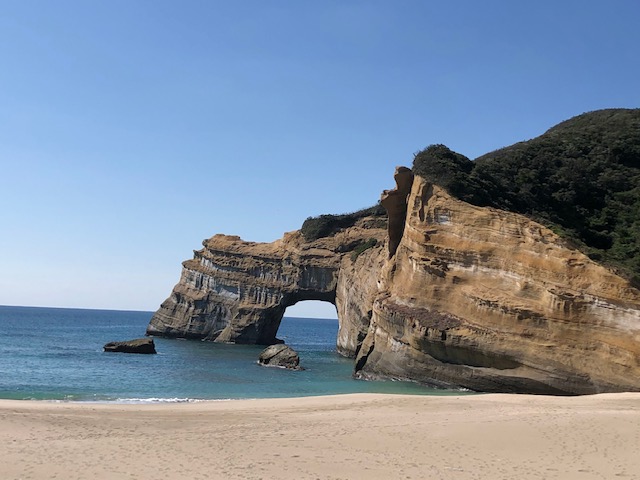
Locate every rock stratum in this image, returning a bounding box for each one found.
[147,217,388,350]
[148,111,640,395]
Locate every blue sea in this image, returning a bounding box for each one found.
[0,305,458,402]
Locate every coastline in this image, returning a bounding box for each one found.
[2,393,639,479]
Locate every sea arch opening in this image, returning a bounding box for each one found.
[263,297,338,345]
[277,300,340,353]
[285,299,338,321]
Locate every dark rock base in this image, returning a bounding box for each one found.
[104,338,157,354]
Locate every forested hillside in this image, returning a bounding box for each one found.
[413,109,640,283]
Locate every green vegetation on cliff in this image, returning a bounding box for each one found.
[301,204,386,242]
[350,238,378,261]
[413,109,640,283]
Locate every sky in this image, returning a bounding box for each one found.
[0,0,639,318]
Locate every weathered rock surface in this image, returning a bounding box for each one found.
[147,170,640,394]
[104,338,157,354]
[258,344,303,370]
[146,222,387,347]
[355,175,640,394]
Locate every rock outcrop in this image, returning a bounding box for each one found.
[355,175,640,394]
[146,222,387,348]
[258,344,303,370]
[104,338,157,354]
[147,171,640,395]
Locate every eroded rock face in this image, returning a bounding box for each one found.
[380,166,414,257]
[147,169,640,394]
[146,223,387,346]
[355,176,640,394]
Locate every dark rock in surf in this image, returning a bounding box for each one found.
[104,338,157,354]
[258,344,303,370]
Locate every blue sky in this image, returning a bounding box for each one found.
[0,1,638,318]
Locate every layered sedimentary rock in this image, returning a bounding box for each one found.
[148,169,640,394]
[146,224,387,347]
[356,174,640,394]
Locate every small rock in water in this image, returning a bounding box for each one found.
[103,338,157,354]
[258,344,303,370]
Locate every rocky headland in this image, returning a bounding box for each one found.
[147,109,640,394]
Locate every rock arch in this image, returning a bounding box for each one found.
[146,162,640,394]
[146,224,385,347]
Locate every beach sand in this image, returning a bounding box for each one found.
[1,393,639,480]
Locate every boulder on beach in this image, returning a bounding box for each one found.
[103,338,157,354]
[258,344,302,370]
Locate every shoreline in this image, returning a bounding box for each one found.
[2,392,640,479]
[0,388,476,405]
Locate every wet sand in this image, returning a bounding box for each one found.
[1,393,639,479]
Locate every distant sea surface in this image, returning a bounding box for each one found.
[0,305,460,402]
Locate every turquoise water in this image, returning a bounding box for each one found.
[0,305,459,402]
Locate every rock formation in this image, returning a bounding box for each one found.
[147,113,640,394]
[355,175,640,394]
[146,224,387,349]
[104,338,157,354]
[147,166,640,394]
[258,344,303,370]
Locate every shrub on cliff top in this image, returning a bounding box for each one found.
[412,144,491,206]
[301,204,386,242]
[412,109,640,284]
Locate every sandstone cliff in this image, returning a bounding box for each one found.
[356,171,640,394]
[147,164,640,394]
[146,222,387,348]
[148,107,640,395]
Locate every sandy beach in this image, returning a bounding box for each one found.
[1,393,639,480]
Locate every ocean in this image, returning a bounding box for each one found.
[0,305,459,402]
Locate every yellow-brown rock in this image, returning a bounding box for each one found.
[355,173,640,394]
[147,170,640,394]
[146,223,387,349]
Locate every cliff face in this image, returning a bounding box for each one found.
[148,170,640,394]
[356,173,640,394]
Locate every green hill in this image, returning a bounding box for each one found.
[413,109,640,284]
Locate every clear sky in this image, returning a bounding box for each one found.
[1,1,639,318]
